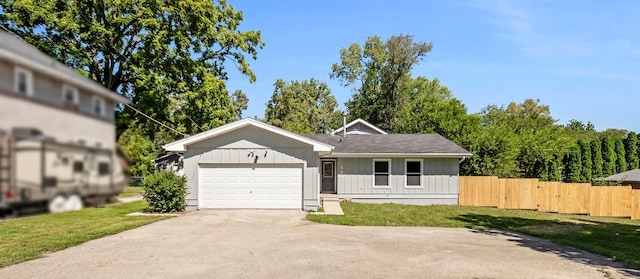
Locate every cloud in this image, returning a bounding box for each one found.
[467,0,596,57]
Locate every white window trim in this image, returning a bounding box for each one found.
[404,159,423,188]
[372,159,391,188]
[62,84,80,104]
[14,67,33,96]
[92,96,106,117]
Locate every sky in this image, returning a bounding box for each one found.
[225,0,640,132]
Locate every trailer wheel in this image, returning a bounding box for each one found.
[48,195,68,213]
[65,194,83,211]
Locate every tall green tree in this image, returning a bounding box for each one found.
[591,139,604,179]
[548,156,562,181]
[563,144,582,183]
[330,34,432,132]
[1,0,264,142]
[601,136,617,176]
[231,90,249,120]
[474,99,568,178]
[578,140,592,182]
[615,137,627,173]
[265,79,342,134]
[117,127,158,177]
[395,77,479,144]
[625,132,639,170]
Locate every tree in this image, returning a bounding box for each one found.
[615,137,627,173]
[563,144,582,183]
[265,79,342,134]
[331,34,432,132]
[395,77,479,144]
[117,127,158,177]
[625,132,639,170]
[231,90,249,120]
[1,0,265,141]
[601,136,617,176]
[578,140,592,182]
[591,139,604,179]
[548,156,562,181]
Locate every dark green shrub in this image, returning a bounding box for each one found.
[142,171,187,213]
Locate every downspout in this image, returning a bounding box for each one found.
[459,156,467,163]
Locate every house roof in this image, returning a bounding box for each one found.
[330,118,388,135]
[162,118,334,152]
[304,134,472,157]
[603,169,640,183]
[0,30,129,104]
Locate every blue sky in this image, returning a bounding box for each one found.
[225,0,640,132]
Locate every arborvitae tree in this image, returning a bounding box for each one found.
[591,139,603,179]
[601,136,617,176]
[625,132,639,170]
[563,144,582,183]
[615,137,627,173]
[549,155,562,181]
[539,161,550,181]
[578,140,593,182]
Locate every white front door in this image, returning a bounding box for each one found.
[199,166,302,209]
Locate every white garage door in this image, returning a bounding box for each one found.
[199,166,302,209]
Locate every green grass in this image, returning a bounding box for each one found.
[307,202,640,266]
[117,186,145,198]
[0,201,168,267]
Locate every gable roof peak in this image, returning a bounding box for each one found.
[330,118,388,135]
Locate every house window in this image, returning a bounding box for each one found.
[405,159,423,188]
[14,67,33,96]
[92,96,105,116]
[73,161,84,173]
[98,162,110,176]
[373,159,390,187]
[62,84,79,105]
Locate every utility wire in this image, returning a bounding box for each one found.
[125,103,189,137]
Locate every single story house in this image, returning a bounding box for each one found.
[163,118,472,211]
[603,169,640,188]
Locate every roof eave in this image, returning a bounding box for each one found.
[327,152,473,158]
[0,48,130,104]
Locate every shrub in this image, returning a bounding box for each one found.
[142,171,187,213]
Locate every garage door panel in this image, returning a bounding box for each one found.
[199,166,302,209]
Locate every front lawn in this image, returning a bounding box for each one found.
[307,202,640,266]
[0,201,168,268]
[117,186,145,198]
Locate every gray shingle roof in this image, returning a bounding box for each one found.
[603,169,640,183]
[303,134,472,156]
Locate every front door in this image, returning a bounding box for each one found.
[321,160,335,193]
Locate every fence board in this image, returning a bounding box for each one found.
[458,176,500,207]
[501,178,538,210]
[632,189,640,220]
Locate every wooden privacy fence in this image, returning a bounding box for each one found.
[459,176,640,220]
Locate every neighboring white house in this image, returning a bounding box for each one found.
[163,118,472,211]
[0,30,130,214]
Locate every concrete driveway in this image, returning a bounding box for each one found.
[1,210,638,279]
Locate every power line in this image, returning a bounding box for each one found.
[125,103,189,137]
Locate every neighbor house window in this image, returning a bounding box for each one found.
[14,67,33,96]
[73,161,84,173]
[98,162,110,176]
[405,159,423,188]
[373,159,391,187]
[92,96,105,116]
[62,84,79,105]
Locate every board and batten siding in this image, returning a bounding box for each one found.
[336,157,459,204]
[182,125,320,211]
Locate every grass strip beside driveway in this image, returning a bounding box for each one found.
[117,186,145,198]
[0,201,168,268]
[307,202,640,266]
